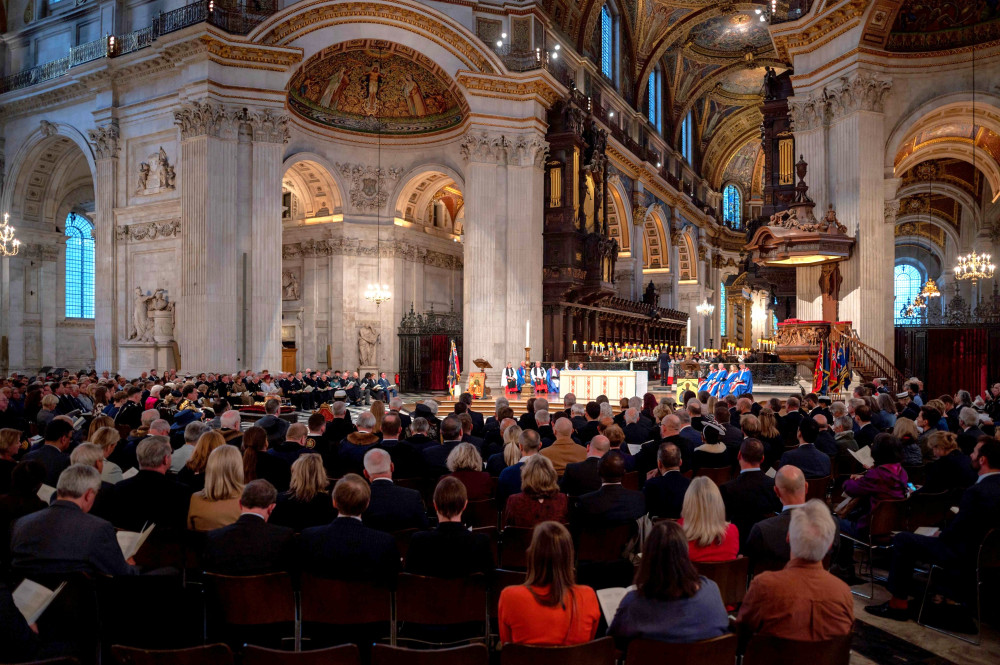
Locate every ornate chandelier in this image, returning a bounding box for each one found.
[696,300,715,316]
[954,251,995,284]
[364,283,392,306]
[920,276,941,299]
[0,213,20,256]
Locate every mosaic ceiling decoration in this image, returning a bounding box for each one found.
[288,41,467,135]
[687,11,774,55]
[887,0,1000,52]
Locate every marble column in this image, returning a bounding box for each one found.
[789,101,825,321]
[631,205,646,300]
[668,215,680,309]
[174,101,240,371]
[248,110,288,372]
[87,122,120,372]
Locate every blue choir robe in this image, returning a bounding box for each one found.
[710,372,729,398]
[733,369,753,397]
[704,370,721,395]
[516,367,526,389]
[722,372,741,397]
[547,368,560,394]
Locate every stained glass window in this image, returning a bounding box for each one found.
[894,263,921,324]
[720,281,727,337]
[722,184,742,229]
[65,213,94,318]
[601,6,613,80]
[647,71,660,131]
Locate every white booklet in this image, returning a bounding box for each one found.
[596,585,635,622]
[116,523,156,560]
[627,443,642,456]
[914,526,940,537]
[36,484,57,504]
[121,467,139,480]
[12,579,66,624]
[849,445,875,469]
[765,467,777,478]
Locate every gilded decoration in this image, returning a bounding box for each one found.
[895,220,945,248]
[886,1,1000,52]
[288,42,466,135]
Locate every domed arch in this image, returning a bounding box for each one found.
[678,229,697,281]
[606,174,631,254]
[642,204,669,271]
[392,165,466,234]
[281,153,344,222]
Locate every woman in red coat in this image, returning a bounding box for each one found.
[447,442,492,500]
[678,476,739,562]
[504,455,569,527]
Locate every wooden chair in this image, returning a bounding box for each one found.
[462,499,498,528]
[696,557,751,608]
[742,633,851,665]
[299,574,392,626]
[576,523,636,563]
[111,644,234,665]
[371,643,488,665]
[488,568,525,622]
[621,471,640,491]
[393,573,488,645]
[904,489,959,532]
[392,528,421,562]
[471,526,499,563]
[203,572,298,649]
[839,498,907,599]
[624,634,737,665]
[501,636,616,665]
[243,645,360,665]
[499,527,534,570]
[805,475,832,503]
[695,466,734,485]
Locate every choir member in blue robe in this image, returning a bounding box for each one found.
[733,363,754,397]
[516,362,527,390]
[547,365,560,395]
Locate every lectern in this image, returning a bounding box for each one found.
[472,359,492,399]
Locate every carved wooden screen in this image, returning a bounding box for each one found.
[397,305,462,392]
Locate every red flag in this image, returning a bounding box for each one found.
[812,340,824,393]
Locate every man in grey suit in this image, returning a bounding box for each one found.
[10,465,137,578]
[744,465,806,572]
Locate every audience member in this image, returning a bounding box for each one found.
[919,430,976,493]
[854,405,879,448]
[956,407,987,455]
[778,417,831,479]
[337,412,380,475]
[377,413,420,479]
[203,479,294,575]
[571,452,645,527]
[642,443,690,519]
[496,430,540,509]
[177,429,226,491]
[271,422,312,466]
[679,477,738,562]
[270,454,336,532]
[405,476,494,577]
[0,462,47,566]
[255,398,290,446]
[540,417,587,475]
[187,445,244,531]
[423,416,464,479]
[0,428,22,494]
[170,421,211,473]
[744,465,807,570]
[111,436,192,531]
[720,438,780,551]
[560,435,609,497]
[691,421,730,470]
[362,448,427,532]
[23,419,73,487]
[504,454,569,527]
[446,442,491,500]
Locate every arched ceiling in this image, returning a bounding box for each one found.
[863,1,1000,53]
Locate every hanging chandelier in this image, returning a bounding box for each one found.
[919,178,940,300]
[0,213,20,256]
[921,277,941,299]
[696,300,715,316]
[954,250,996,284]
[364,48,391,308]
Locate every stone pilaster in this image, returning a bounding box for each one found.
[631,205,647,301]
[87,121,120,372]
[174,101,240,371]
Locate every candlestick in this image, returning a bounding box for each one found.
[526,321,530,349]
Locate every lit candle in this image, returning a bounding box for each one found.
[526,320,530,348]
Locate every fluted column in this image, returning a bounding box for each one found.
[789,98,826,321]
[631,205,646,301]
[248,110,288,372]
[174,101,240,371]
[668,214,680,309]
[87,122,120,372]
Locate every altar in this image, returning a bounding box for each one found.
[561,370,648,402]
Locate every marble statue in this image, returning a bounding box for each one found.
[358,324,379,366]
[129,287,154,342]
[282,270,300,300]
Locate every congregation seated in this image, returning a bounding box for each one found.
[177,429,226,491]
[111,436,193,532]
[744,465,806,570]
[495,429,537,508]
[498,521,600,645]
[756,408,785,465]
[458,412,487,457]
[679,477,739,562]
[297,474,401,586]
[405,476,494,578]
[446,442,491,500]
[854,404,880,448]
[559,434,608,497]
[488,421,521,478]
[919,430,976,493]
[778,417,831,479]
[187,445,243,531]
[812,415,839,457]
[403,416,435,452]
[867,438,1000,622]
[67,443,115,519]
[34,394,58,430]
[540,417,587,475]
[169,420,211,473]
[217,410,244,448]
[114,412,168,471]
[376,413,421,479]
[270,454,336,532]
[535,409,555,444]
[642,442,690,519]
[691,421,730,470]
[570,452,645,527]
[241,425,291,492]
[892,418,923,466]
[504,454,568,527]
[0,429,21,495]
[608,520,729,646]
[270,423,313,466]
[422,416,465,479]
[23,418,73,487]
[956,407,986,455]
[255,398,290,446]
[203,479,294,576]
[11,464,136,578]
[0,462,47,567]
[169,408,204,451]
[738,500,853,640]
[603,424,636,471]
[362,448,426,533]
[322,401,356,452]
[88,426,124,485]
[719,438,780,551]
[337,412,380,476]
[832,415,859,459]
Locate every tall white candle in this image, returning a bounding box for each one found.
[526,320,530,348]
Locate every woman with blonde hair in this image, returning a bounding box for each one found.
[269,453,335,532]
[370,400,385,435]
[87,415,115,442]
[503,454,568,527]
[503,424,523,466]
[920,430,976,494]
[679,477,739,562]
[498,521,600,645]
[187,445,244,531]
[90,426,124,484]
[446,442,491,500]
[178,430,226,491]
[757,407,783,465]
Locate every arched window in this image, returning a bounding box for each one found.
[647,68,661,132]
[719,281,727,337]
[722,184,742,229]
[65,213,95,319]
[894,263,922,324]
[600,6,614,81]
[681,111,694,164]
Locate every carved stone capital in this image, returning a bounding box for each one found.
[88,121,120,160]
[825,72,892,118]
[505,134,549,168]
[173,101,238,140]
[632,205,648,226]
[884,199,901,225]
[460,131,505,164]
[247,109,290,144]
[39,120,57,138]
[788,95,829,132]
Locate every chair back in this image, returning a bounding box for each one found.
[621,471,640,491]
[500,527,534,569]
[696,466,734,485]
[111,644,234,665]
[204,572,295,626]
[904,490,957,532]
[489,568,525,618]
[696,557,750,607]
[371,643,488,665]
[576,522,636,562]
[501,637,616,665]
[743,633,851,665]
[299,574,392,625]
[805,475,832,503]
[463,499,498,528]
[243,645,360,665]
[395,573,487,625]
[471,525,499,562]
[868,498,907,541]
[392,528,420,561]
[624,634,737,665]
[979,528,1000,573]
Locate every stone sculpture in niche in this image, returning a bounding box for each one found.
[129,287,175,343]
[135,147,176,195]
[281,271,300,300]
[358,324,380,366]
[130,287,154,341]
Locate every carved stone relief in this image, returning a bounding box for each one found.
[335,163,403,213]
[135,147,176,195]
[116,220,181,242]
[282,237,462,270]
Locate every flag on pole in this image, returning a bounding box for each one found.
[812,340,824,394]
[448,340,461,392]
[829,340,840,392]
[820,340,831,396]
[838,344,851,393]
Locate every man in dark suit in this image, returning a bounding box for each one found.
[377,413,422,479]
[571,452,645,526]
[715,405,744,449]
[576,402,602,445]
[560,435,609,497]
[956,407,987,455]
[403,418,435,453]
[23,419,73,487]
[744,464,807,570]
[114,387,145,430]
[458,413,486,457]
[270,423,312,466]
[203,480,294,575]
[298,474,400,585]
[405,477,493,578]
[457,393,484,436]
[388,397,411,434]
[676,410,703,455]
[779,396,805,446]
[256,398,290,447]
[643,443,690,519]
[535,410,556,444]
[778,417,831,479]
[812,414,839,457]
[422,416,464,479]
[10,464,136,578]
[622,408,653,445]
[324,401,357,448]
[854,404,880,448]
[867,439,1000,621]
[635,414,690,478]
[362,448,427,532]
[111,436,193,532]
[720,439,781,550]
